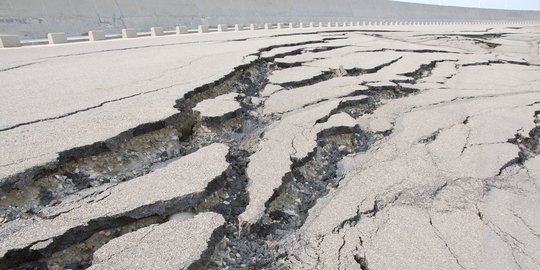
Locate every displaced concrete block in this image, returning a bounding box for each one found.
[176,26,188,34]
[47,32,67,44]
[91,212,226,270]
[218,24,228,32]
[0,35,21,48]
[235,24,244,31]
[264,23,272,30]
[198,25,209,33]
[250,24,258,30]
[122,28,137,38]
[151,27,164,36]
[88,30,105,41]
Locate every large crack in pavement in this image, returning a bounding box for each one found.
[1,37,362,269]
[4,27,539,269]
[201,46,448,269]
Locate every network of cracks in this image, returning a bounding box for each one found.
[0,29,538,270]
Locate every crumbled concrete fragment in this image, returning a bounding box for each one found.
[193,93,241,119]
[241,100,345,225]
[321,112,357,129]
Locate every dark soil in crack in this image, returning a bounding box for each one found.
[499,112,540,175]
[0,57,275,223]
[4,58,274,270]
[203,82,425,270]
[2,35,452,270]
[258,127,377,235]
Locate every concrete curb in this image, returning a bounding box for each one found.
[0,35,21,48]
[47,32,67,44]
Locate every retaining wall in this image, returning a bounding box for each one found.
[1,0,540,39]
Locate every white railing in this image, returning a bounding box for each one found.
[1,20,539,48]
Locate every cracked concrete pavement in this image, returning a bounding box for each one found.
[1,24,540,269]
[89,212,225,270]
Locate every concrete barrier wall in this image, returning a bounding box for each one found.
[1,0,540,39]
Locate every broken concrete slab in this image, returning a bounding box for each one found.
[193,92,241,120]
[321,112,357,129]
[89,212,225,270]
[282,41,540,269]
[0,143,229,266]
[259,41,326,59]
[263,77,367,114]
[268,66,329,86]
[275,45,367,66]
[0,33,328,194]
[2,24,540,269]
[241,98,364,225]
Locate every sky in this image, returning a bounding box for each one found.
[392,0,540,10]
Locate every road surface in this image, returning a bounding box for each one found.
[0,24,539,269]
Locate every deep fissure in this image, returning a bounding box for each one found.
[202,52,439,270]
[2,56,274,269]
[2,35,457,269]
